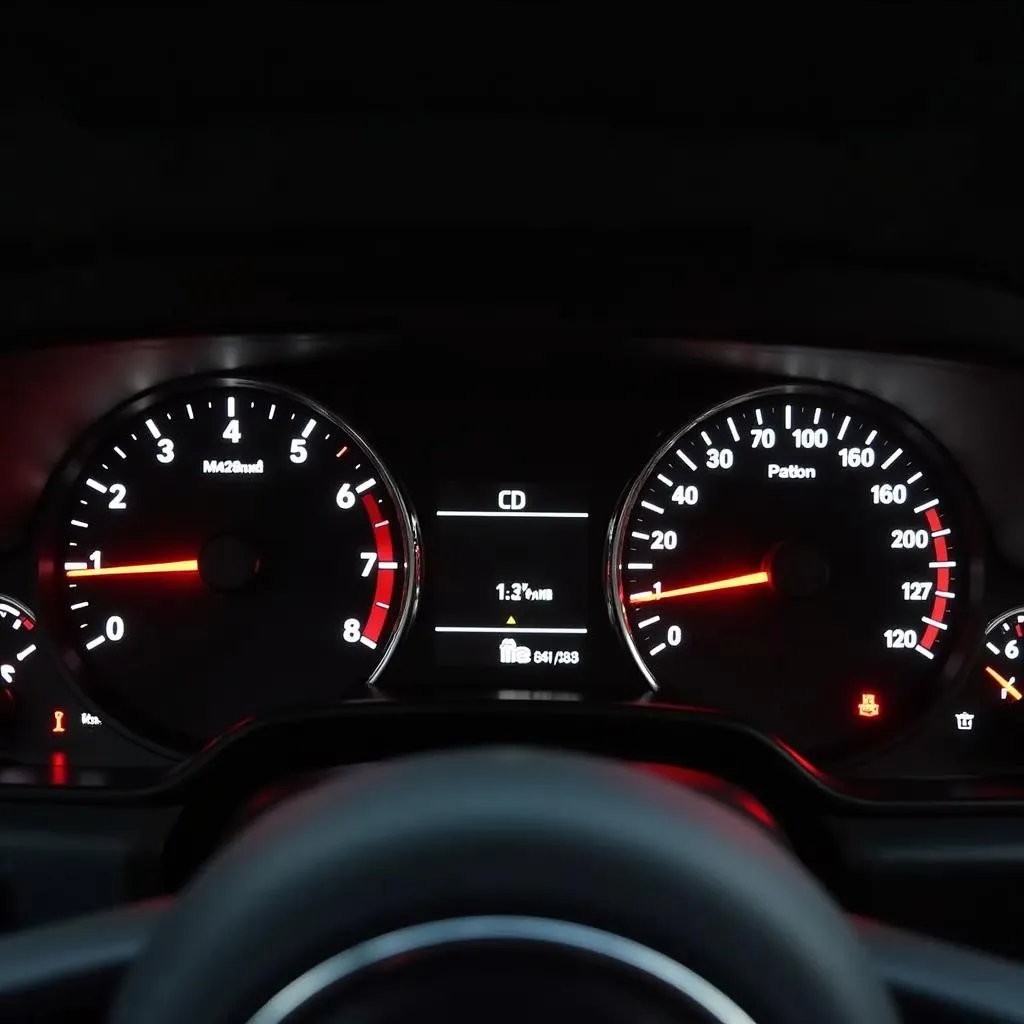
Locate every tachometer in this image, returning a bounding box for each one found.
[609,385,977,757]
[40,379,418,750]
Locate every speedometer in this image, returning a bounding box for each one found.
[609,385,978,758]
[39,379,418,751]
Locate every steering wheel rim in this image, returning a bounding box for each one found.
[110,747,899,1023]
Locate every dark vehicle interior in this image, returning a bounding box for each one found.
[4,8,1024,1022]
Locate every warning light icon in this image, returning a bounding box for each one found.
[856,693,881,718]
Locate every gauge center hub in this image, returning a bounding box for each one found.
[199,535,261,592]
[768,542,830,598]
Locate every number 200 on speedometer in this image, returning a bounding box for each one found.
[610,385,977,757]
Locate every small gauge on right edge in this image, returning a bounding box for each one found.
[980,607,1024,707]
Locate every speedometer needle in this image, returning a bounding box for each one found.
[629,570,770,604]
[66,559,199,579]
[985,665,1022,701]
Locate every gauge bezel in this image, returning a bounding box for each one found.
[34,374,421,755]
[0,595,35,624]
[606,381,986,762]
[984,606,1024,635]
[0,593,38,682]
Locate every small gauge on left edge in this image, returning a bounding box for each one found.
[0,599,39,721]
[39,380,418,750]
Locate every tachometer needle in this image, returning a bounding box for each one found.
[985,665,1022,701]
[629,570,770,605]
[66,559,199,579]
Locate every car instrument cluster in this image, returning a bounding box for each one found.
[0,333,1021,792]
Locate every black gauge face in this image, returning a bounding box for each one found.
[41,380,417,749]
[610,386,976,758]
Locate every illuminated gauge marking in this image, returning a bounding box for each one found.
[609,385,975,759]
[43,380,418,750]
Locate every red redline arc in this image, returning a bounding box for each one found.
[918,505,951,654]
[361,492,396,646]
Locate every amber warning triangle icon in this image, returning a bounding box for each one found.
[506,615,516,625]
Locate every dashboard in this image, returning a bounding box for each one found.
[1,323,1024,799]
[7,16,1024,1016]
[7,17,1024,1007]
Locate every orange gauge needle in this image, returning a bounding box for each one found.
[65,559,199,579]
[985,665,1022,702]
[629,570,770,605]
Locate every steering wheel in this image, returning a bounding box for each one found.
[110,747,891,1023]
[2,746,1024,1022]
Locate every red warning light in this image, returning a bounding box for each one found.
[856,693,881,718]
[51,709,66,734]
[49,752,67,786]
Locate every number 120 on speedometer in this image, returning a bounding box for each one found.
[609,385,975,758]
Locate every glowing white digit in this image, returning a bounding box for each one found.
[671,485,699,506]
[107,484,127,510]
[156,438,175,463]
[884,628,917,649]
